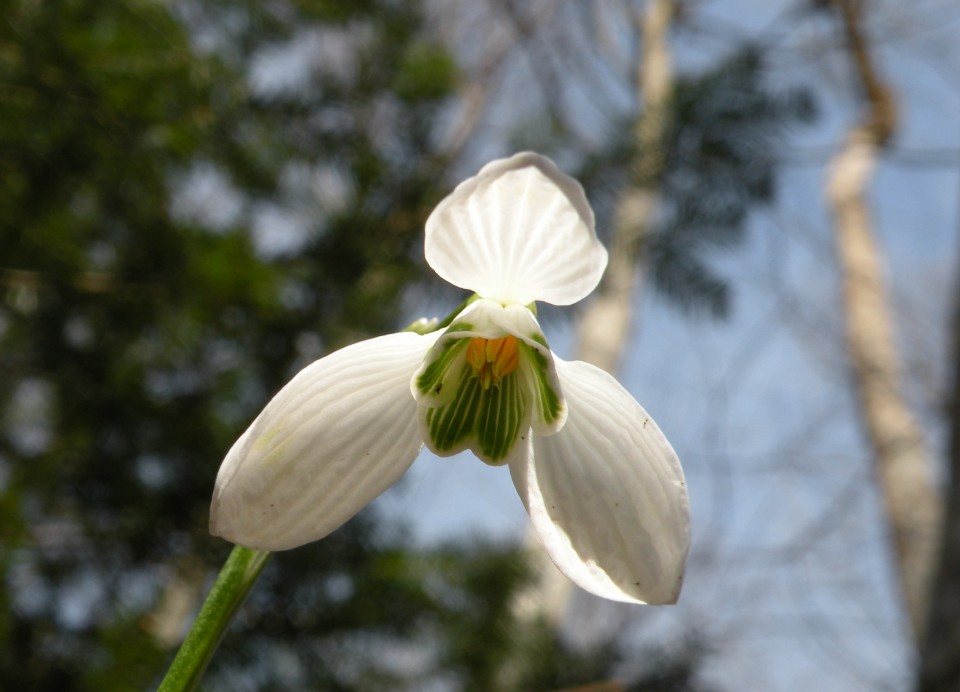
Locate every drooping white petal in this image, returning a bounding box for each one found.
[210,331,438,550]
[425,152,607,306]
[509,358,689,604]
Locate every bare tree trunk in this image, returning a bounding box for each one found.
[577,0,672,373]
[916,196,960,692]
[141,556,207,648]
[825,0,941,643]
[516,0,677,633]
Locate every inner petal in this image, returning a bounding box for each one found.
[412,299,568,456]
[422,360,527,465]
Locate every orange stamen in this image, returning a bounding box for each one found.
[466,336,519,389]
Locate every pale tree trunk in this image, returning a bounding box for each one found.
[576,0,672,373]
[825,0,941,643]
[917,210,960,691]
[141,556,208,648]
[512,0,676,636]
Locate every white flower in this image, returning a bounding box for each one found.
[210,153,690,605]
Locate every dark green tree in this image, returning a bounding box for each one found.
[0,0,458,688]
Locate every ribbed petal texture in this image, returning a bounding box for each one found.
[425,152,607,306]
[210,331,437,550]
[509,358,690,604]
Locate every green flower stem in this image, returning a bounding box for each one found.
[158,546,272,692]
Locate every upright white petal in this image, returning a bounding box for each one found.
[211,331,438,550]
[425,152,607,306]
[509,358,689,604]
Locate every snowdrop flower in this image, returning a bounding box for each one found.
[211,153,690,604]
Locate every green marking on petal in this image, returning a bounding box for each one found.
[519,341,564,426]
[424,362,525,465]
[528,332,548,348]
[415,334,470,396]
[429,365,482,450]
[477,371,523,461]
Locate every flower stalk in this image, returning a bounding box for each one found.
[158,546,272,692]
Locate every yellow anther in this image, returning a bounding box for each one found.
[466,336,519,389]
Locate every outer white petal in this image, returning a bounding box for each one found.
[210,331,438,550]
[425,152,607,306]
[509,358,690,604]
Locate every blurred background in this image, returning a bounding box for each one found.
[2,0,959,689]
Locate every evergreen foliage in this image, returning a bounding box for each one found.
[0,0,452,687]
